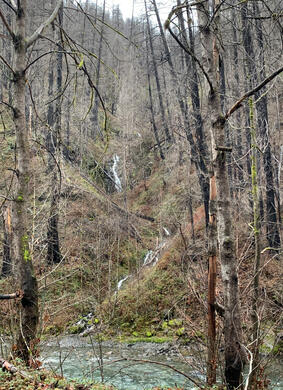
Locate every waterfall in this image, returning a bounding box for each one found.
[111,154,122,192]
[163,227,170,236]
[142,250,153,266]
[115,239,169,293]
[116,275,129,291]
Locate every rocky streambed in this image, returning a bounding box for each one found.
[40,336,282,390]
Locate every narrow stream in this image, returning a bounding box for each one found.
[41,336,282,390]
[111,154,122,192]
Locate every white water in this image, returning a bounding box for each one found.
[41,337,282,390]
[163,227,170,236]
[142,250,153,266]
[117,275,129,291]
[41,337,205,389]
[111,154,122,192]
[116,239,168,293]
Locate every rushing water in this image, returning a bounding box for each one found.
[41,336,282,390]
[111,155,122,192]
[41,337,204,389]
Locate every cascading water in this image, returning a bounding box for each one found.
[116,275,129,292]
[111,154,122,192]
[116,238,168,293]
[142,250,153,266]
[163,227,170,236]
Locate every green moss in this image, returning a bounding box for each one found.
[194,330,205,340]
[162,321,168,330]
[22,234,31,262]
[44,325,62,335]
[176,327,185,336]
[121,336,173,343]
[168,319,182,327]
[69,324,84,334]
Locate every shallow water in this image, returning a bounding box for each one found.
[41,336,282,390]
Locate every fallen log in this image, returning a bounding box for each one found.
[0,290,23,300]
[0,357,31,379]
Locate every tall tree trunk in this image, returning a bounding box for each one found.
[145,28,165,160]
[154,0,209,225]
[207,174,217,385]
[12,0,39,364]
[46,1,63,265]
[92,0,105,138]
[144,0,171,143]
[241,2,281,250]
[196,2,246,387]
[231,7,244,193]
[252,2,281,251]
[1,205,12,278]
[248,97,261,388]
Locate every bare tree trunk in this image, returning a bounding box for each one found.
[92,0,105,138]
[144,0,171,143]
[2,0,64,364]
[46,1,63,265]
[241,2,281,251]
[252,2,281,251]
[207,174,217,385]
[12,0,39,364]
[196,2,246,387]
[1,204,12,278]
[249,97,261,388]
[145,27,165,160]
[154,0,209,225]
[231,7,244,193]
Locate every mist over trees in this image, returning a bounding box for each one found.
[0,0,282,389]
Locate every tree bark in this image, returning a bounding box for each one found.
[207,174,217,385]
[196,2,246,387]
[46,1,63,265]
[252,2,281,251]
[241,2,281,251]
[162,1,210,227]
[5,0,63,365]
[145,26,165,160]
[1,204,12,278]
[144,0,171,144]
[249,97,261,388]
[92,0,105,139]
[12,0,39,364]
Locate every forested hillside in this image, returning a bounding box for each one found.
[0,1,282,389]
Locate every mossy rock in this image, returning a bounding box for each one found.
[44,325,62,335]
[176,327,185,336]
[168,319,182,327]
[69,324,84,334]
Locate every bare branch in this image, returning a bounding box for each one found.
[1,0,16,12]
[31,138,62,193]
[166,25,214,94]
[25,0,63,48]
[0,100,15,111]
[24,50,70,72]
[164,1,207,28]
[0,8,15,38]
[124,358,203,387]
[225,66,283,119]
[0,54,15,74]
[0,290,23,300]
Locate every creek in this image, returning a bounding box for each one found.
[111,154,122,192]
[41,336,282,390]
